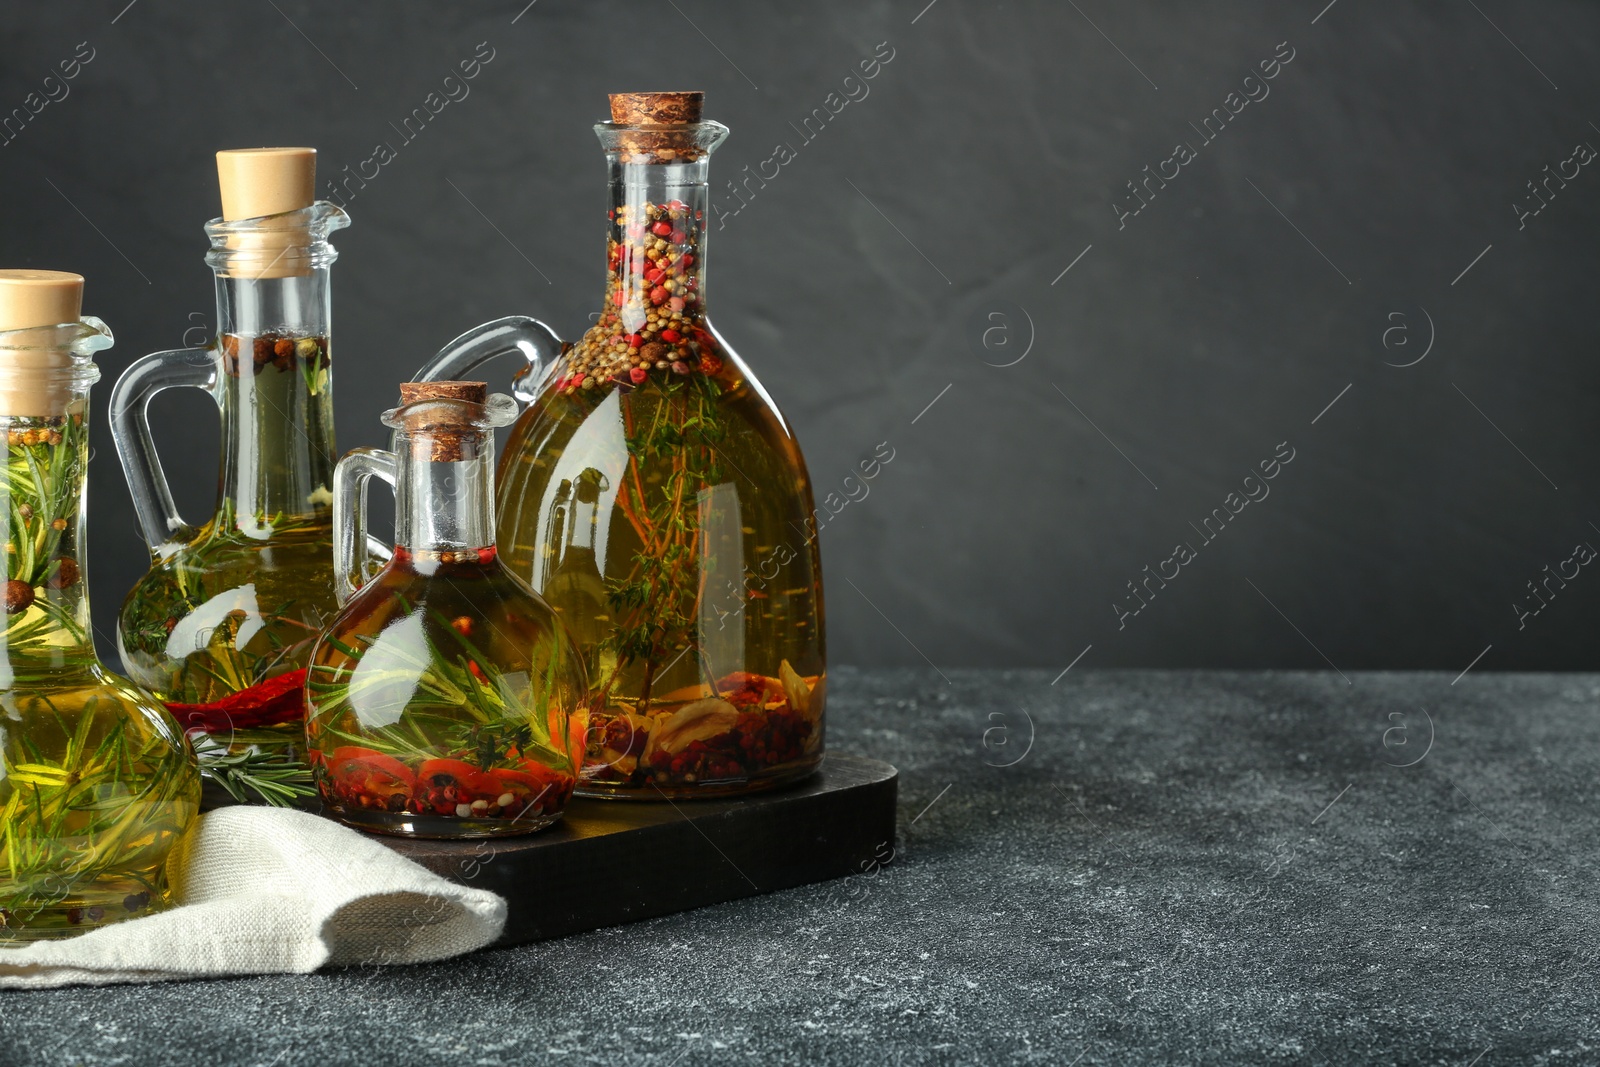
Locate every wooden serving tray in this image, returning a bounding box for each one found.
[368,753,897,946]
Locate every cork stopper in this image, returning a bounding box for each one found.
[0,270,82,332]
[609,92,703,125]
[216,147,316,221]
[0,270,89,418]
[606,91,713,162]
[399,380,487,406]
[398,380,487,462]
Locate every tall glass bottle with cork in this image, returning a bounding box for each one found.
[415,93,826,798]
[0,270,198,940]
[111,148,346,757]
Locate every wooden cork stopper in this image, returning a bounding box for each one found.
[215,148,319,280]
[217,147,316,221]
[398,380,487,462]
[0,270,86,417]
[399,380,487,406]
[609,92,703,125]
[0,270,82,332]
[608,91,709,162]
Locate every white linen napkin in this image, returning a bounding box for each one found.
[0,806,506,988]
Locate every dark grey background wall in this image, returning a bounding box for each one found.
[2,1,1597,673]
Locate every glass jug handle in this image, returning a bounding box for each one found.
[333,447,398,605]
[412,315,564,406]
[108,347,219,556]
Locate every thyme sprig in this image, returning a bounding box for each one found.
[597,373,730,707]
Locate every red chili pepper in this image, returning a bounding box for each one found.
[168,668,308,735]
[468,660,488,684]
[417,758,501,800]
[328,746,416,799]
[650,220,673,237]
[452,616,473,636]
[476,546,497,565]
[570,373,585,387]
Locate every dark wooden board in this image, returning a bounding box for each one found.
[372,753,897,947]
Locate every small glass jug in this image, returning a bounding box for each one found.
[416,92,825,799]
[111,149,346,757]
[0,270,198,940]
[305,382,587,838]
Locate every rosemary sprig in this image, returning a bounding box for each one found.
[307,605,569,773]
[1,690,196,923]
[196,746,315,808]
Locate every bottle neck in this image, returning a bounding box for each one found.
[213,266,336,536]
[0,403,97,678]
[605,157,711,322]
[393,429,496,557]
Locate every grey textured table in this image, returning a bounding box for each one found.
[2,668,1596,1065]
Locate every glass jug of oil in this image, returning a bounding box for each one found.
[415,93,825,799]
[0,270,198,940]
[110,148,346,760]
[306,382,587,837]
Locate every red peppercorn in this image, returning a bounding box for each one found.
[644,268,664,284]
[612,290,625,306]
[671,230,687,244]
[649,287,668,305]
[650,221,672,237]
[623,333,643,348]
[680,255,695,268]
[669,297,686,313]
[629,366,648,384]
[659,328,681,343]
[477,547,496,565]
[571,373,585,387]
